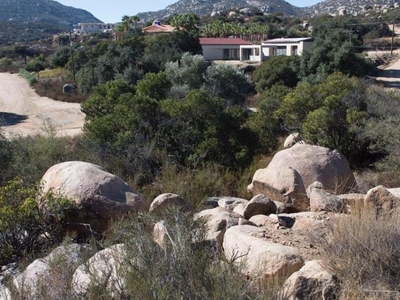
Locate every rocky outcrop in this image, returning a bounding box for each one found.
[283,133,303,149]
[40,161,147,235]
[283,260,339,300]
[194,207,241,247]
[309,182,344,213]
[223,225,304,280]
[72,244,127,297]
[14,244,94,296]
[243,194,277,219]
[364,185,400,213]
[248,144,357,211]
[149,193,191,214]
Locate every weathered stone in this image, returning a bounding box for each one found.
[306,181,324,198]
[217,197,249,212]
[233,203,246,216]
[283,260,339,300]
[364,185,400,213]
[194,207,241,247]
[40,161,147,234]
[14,244,93,296]
[223,225,304,280]
[309,184,344,213]
[248,165,308,212]
[72,244,127,297]
[243,194,277,219]
[283,133,303,149]
[63,83,77,94]
[248,144,356,212]
[149,193,191,214]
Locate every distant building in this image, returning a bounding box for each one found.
[199,38,252,60]
[73,23,116,35]
[240,37,313,62]
[142,20,175,34]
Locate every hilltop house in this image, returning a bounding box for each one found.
[73,23,116,35]
[240,37,313,62]
[142,20,176,34]
[199,38,252,61]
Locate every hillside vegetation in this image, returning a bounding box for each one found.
[1,10,400,299]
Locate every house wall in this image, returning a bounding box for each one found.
[74,23,116,35]
[202,45,241,60]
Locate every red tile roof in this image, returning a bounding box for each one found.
[199,38,251,45]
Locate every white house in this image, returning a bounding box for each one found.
[199,38,252,61]
[240,37,313,62]
[73,23,117,35]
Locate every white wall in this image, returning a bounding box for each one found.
[202,45,241,60]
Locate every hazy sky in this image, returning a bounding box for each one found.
[56,0,320,23]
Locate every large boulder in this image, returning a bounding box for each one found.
[223,225,304,280]
[40,161,147,234]
[364,185,400,213]
[282,260,339,300]
[248,144,356,211]
[243,194,277,219]
[194,207,241,247]
[14,244,93,297]
[309,183,344,213]
[149,193,191,214]
[72,244,127,298]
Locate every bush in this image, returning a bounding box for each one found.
[0,178,73,263]
[98,211,282,299]
[312,206,400,299]
[19,68,37,85]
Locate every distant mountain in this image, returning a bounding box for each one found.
[0,0,102,26]
[137,0,399,21]
[302,0,395,16]
[137,0,301,21]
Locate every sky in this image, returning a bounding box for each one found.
[56,0,321,23]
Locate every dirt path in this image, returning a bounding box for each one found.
[0,73,84,138]
[371,25,400,89]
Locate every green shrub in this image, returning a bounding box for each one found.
[0,178,73,263]
[19,68,37,85]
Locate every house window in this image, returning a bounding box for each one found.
[276,46,287,56]
[254,48,260,56]
[223,49,239,60]
[292,46,298,55]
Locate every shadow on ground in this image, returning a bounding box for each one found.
[0,112,28,126]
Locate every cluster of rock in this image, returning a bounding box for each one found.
[2,140,399,299]
[304,0,400,17]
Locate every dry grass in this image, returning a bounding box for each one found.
[312,204,400,299]
[33,79,87,103]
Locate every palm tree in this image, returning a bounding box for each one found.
[131,15,140,28]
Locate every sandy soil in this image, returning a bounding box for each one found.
[0,73,84,138]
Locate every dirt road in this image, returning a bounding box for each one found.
[0,73,84,138]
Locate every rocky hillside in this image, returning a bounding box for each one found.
[138,0,400,21]
[303,0,398,16]
[138,0,301,21]
[0,0,101,25]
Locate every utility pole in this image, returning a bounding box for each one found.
[69,30,76,82]
[391,18,395,55]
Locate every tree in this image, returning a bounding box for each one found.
[276,72,370,162]
[160,90,255,167]
[170,13,200,35]
[203,64,253,106]
[252,55,300,93]
[50,46,71,68]
[165,53,208,91]
[300,15,371,82]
